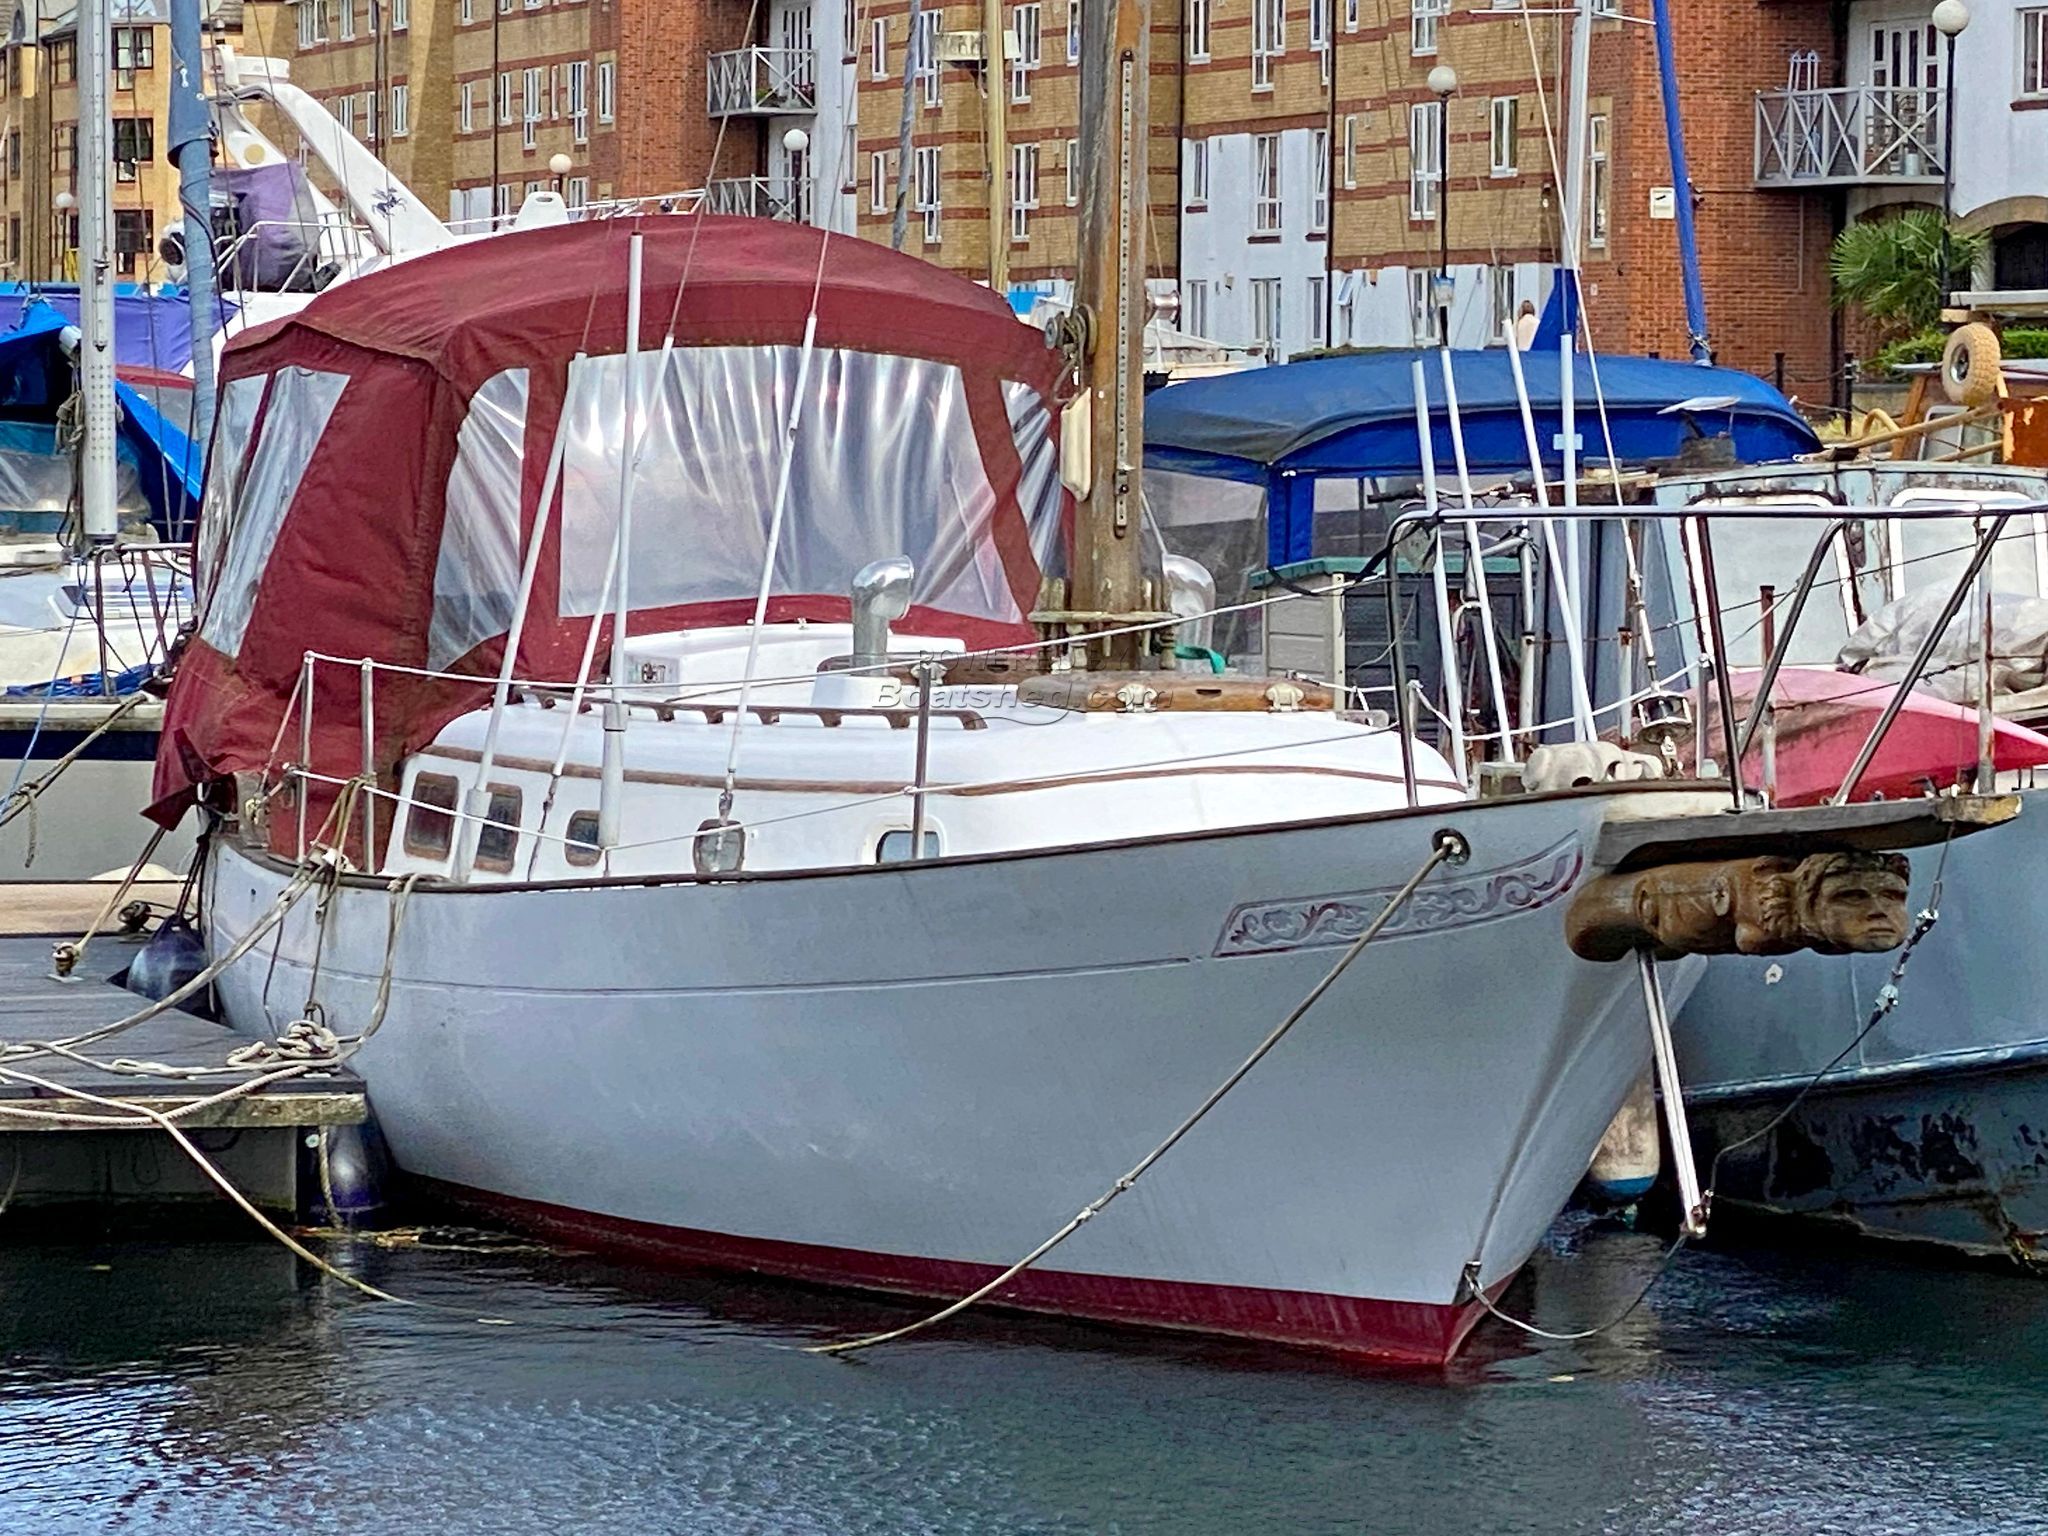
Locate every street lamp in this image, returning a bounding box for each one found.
[1932,0,1969,308]
[548,152,572,196]
[1428,64,1458,345]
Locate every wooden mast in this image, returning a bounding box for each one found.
[1069,0,1151,671]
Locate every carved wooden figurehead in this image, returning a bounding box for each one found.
[1564,851,1911,963]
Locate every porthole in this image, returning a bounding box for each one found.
[403,772,459,858]
[875,829,941,863]
[473,784,523,873]
[564,809,602,867]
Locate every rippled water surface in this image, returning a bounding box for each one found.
[2,1216,2045,1534]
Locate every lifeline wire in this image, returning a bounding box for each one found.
[807,828,1469,1357]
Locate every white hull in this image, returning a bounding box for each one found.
[207,789,1679,1361]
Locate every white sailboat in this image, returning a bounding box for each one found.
[167,0,1983,1361]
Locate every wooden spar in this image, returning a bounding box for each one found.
[984,0,1010,292]
[1070,0,1150,672]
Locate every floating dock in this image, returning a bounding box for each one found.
[0,898,365,1216]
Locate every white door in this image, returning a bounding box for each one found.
[1866,19,1942,174]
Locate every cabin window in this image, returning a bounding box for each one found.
[564,809,602,867]
[875,829,941,862]
[404,773,460,858]
[474,785,523,873]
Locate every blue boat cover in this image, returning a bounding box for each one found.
[0,294,207,514]
[1143,346,1819,485]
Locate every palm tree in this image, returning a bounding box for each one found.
[1830,209,1988,337]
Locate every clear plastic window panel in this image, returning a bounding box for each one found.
[429,368,531,669]
[193,373,268,600]
[551,346,1057,628]
[198,368,348,657]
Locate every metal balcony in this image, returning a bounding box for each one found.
[706,47,817,116]
[704,176,812,223]
[1755,85,1946,188]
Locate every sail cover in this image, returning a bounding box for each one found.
[152,216,1072,827]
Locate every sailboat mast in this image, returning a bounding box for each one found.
[76,0,118,543]
[1070,0,1149,672]
[171,0,221,474]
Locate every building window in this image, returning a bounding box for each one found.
[1489,266,1517,343]
[461,0,473,22]
[1250,276,1282,353]
[495,183,513,220]
[1184,278,1209,336]
[597,61,615,123]
[1337,285,1354,344]
[569,60,589,142]
[336,92,355,137]
[1408,269,1437,343]
[781,5,815,95]
[112,27,153,83]
[1252,0,1284,91]
[842,122,857,190]
[1188,0,1210,61]
[1186,137,1209,208]
[1342,113,1357,188]
[460,81,475,132]
[1308,276,1327,344]
[1412,0,1446,57]
[915,144,942,243]
[2024,9,2048,96]
[1012,3,1040,102]
[914,9,942,107]
[567,176,589,209]
[1310,127,1329,233]
[871,16,887,77]
[1409,100,1441,221]
[497,71,513,125]
[523,66,543,148]
[112,117,154,178]
[1490,95,1518,176]
[1011,141,1039,241]
[1067,0,1080,62]
[391,83,409,137]
[869,150,888,213]
[298,0,328,47]
[1346,0,1360,28]
[1588,112,1610,248]
[393,0,409,29]
[1311,0,1330,83]
[364,88,380,143]
[340,0,356,41]
[1253,132,1281,233]
[1065,137,1079,203]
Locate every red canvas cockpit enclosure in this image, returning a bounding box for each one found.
[152,216,1073,833]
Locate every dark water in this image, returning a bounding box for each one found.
[2,1215,2045,1535]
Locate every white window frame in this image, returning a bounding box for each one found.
[460,80,475,133]
[1010,141,1039,241]
[1186,137,1209,209]
[1012,3,1041,102]
[1409,100,1441,222]
[1308,276,1327,345]
[1489,266,1517,344]
[339,0,355,41]
[1067,0,1081,62]
[1250,276,1283,354]
[495,183,513,220]
[1345,0,1360,28]
[870,150,890,213]
[915,10,942,108]
[569,60,589,143]
[1065,138,1079,204]
[596,61,615,124]
[1588,112,1610,249]
[523,65,543,152]
[1342,113,1358,188]
[1310,127,1329,233]
[1408,269,1437,344]
[1188,0,1210,62]
[1253,132,1281,234]
[2023,8,2048,97]
[842,122,858,191]
[498,71,513,126]
[336,93,355,137]
[299,0,328,47]
[915,144,942,243]
[1184,278,1209,337]
[566,176,589,210]
[1311,0,1330,84]
[1490,95,1517,176]
[1412,0,1447,57]
[390,82,409,138]
[461,0,474,22]
[392,0,409,29]
[871,16,888,77]
[1252,0,1284,91]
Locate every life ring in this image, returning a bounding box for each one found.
[1942,322,2003,407]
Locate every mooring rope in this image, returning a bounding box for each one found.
[806,828,1471,1357]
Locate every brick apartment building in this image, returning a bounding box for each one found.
[0,0,244,284]
[239,0,2047,407]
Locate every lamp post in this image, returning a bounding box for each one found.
[548,153,573,198]
[1428,63,1458,345]
[1932,0,1970,309]
[782,126,811,223]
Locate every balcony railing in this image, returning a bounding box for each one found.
[1755,85,1946,187]
[705,176,813,223]
[707,47,817,116]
